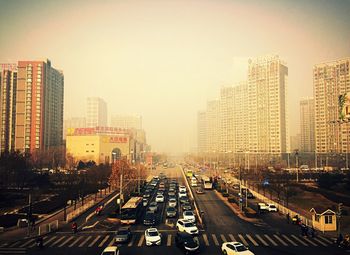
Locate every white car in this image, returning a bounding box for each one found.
[221,242,254,255]
[267,203,278,212]
[179,185,186,192]
[101,246,120,255]
[145,228,162,246]
[155,194,164,203]
[168,198,177,207]
[179,191,187,198]
[176,219,199,235]
[257,202,268,211]
[183,211,196,223]
[148,202,158,212]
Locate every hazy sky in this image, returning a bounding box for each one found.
[1,0,349,154]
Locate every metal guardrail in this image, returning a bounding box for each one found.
[180,166,203,225]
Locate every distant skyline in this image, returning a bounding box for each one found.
[1,0,349,154]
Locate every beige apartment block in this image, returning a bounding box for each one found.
[300,97,315,152]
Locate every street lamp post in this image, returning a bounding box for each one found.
[295,150,299,182]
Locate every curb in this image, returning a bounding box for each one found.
[214,190,260,223]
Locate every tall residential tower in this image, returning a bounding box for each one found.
[300,97,315,152]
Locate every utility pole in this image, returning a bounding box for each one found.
[315,151,317,170]
[119,163,123,215]
[295,150,299,182]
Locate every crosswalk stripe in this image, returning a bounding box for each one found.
[212,234,219,246]
[202,234,209,246]
[264,234,278,246]
[302,236,318,246]
[50,236,65,247]
[9,241,21,248]
[238,234,249,246]
[220,234,227,242]
[0,248,26,254]
[98,235,110,247]
[70,236,84,247]
[317,236,332,244]
[246,234,259,246]
[79,236,92,247]
[291,235,308,246]
[89,235,101,247]
[167,234,172,246]
[19,239,34,248]
[273,235,288,246]
[312,237,328,246]
[229,234,236,242]
[58,236,74,247]
[255,234,268,246]
[282,234,298,246]
[44,236,57,246]
[128,235,136,247]
[137,235,144,247]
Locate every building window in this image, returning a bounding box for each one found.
[315,215,320,222]
[324,215,333,224]
[86,150,89,153]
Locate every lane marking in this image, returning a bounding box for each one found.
[291,235,308,246]
[282,234,297,246]
[9,241,21,248]
[220,234,227,242]
[69,236,84,247]
[273,235,288,246]
[229,234,236,242]
[264,234,278,246]
[98,235,110,247]
[255,234,268,246]
[58,236,74,247]
[317,236,332,244]
[312,237,328,247]
[79,236,92,247]
[202,234,209,246]
[128,235,136,247]
[137,235,145,247]
[44,236,57,246]
[88,235,101,247]
[302,236,318,246]
[19,239,34,248]
[50,236,65,247]
[238,234,249,246]
[167,234,172,246]
[246,234,259,246]
[212,234,219,246]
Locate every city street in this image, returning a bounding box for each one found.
[0,165,344,255]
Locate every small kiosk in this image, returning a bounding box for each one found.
[310,207,337,232]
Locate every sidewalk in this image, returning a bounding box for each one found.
[0,188,115,242]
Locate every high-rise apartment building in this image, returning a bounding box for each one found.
[64,117,86,139]
[290,134,301,151]
[86,97,107,128]
[300,97,315,152]
[248,55,289,154]
[15,60,64,152]
[197,111,207,153]
[0,64,17,153]
[220,86,234,153]
[206,100,220,152]
[314,58,350,154]
[233,81,249,153]
[110,114,142,130]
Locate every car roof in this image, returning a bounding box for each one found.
[147,228,158,232]
[103,246,119,252]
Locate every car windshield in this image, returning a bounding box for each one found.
[148,231,159,236]
[167,207,175,211]
[184,222,194,227]
[150,202,157,206]
[236,245,248,251]
[270,205,276,208]
[184,211,193,216]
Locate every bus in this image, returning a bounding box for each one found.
[120,197,143,224]
[186,169,193,178]
[202,176,213,190]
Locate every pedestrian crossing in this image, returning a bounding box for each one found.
[2,232,333,250]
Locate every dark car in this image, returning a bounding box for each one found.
[166,206,177,218]
[179,196,189,204]
[114,227,131,244]
[143,211,156,226]
[175,232,200,254]
[182,202,192,211]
